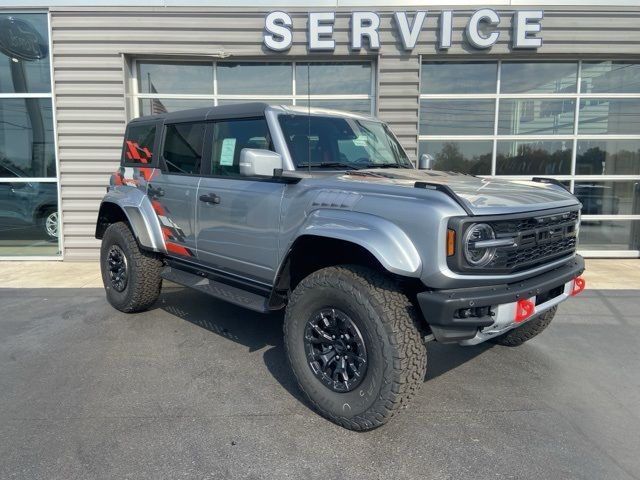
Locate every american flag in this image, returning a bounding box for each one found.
[148,77,167,115]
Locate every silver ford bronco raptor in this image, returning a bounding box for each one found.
[96,103,585,431]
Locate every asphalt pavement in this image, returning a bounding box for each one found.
[0,286,639,480]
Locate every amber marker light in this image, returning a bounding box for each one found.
[447,229,456,256]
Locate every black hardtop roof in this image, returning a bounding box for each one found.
[129,102,270,125]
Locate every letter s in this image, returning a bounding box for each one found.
[264,11,293,52]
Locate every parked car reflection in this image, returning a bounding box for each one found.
[0,161,59,242]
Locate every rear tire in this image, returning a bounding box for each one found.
[489,306,557,347]
[100,222,162,313]
[284,265,427,431]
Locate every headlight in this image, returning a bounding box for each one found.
[463,223,497,267]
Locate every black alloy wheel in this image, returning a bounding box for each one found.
[107,244,128,292]
[304,307,368,393]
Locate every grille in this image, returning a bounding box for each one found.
[486,210,579,272]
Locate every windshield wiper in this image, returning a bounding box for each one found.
[296,162,361,170]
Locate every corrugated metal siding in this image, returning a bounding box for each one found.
[50,6,640,260]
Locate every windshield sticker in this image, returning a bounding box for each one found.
[220,138,236,166]
[353,135,368,147]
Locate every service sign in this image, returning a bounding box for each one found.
[0,15,48,61]
[264,9,544,52]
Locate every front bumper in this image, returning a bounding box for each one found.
[417,255,585,344]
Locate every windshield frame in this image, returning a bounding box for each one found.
[276,112,414,171]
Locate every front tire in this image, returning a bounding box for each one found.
[100,222,162,313]
[489,306,557,347]
[284,265,427,431]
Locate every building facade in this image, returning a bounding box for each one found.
[0,1,639,260]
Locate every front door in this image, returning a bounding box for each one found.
[196,117,284,284]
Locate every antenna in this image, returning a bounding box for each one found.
[307,62,311,176]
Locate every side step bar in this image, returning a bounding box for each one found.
[161,266,270,313]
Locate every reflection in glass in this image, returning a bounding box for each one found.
[419,141,492,175]
[420,100,495,135]
[0,13,51,93]
[217,98,289,107]
[496,140,572,175]
[576,140,640,176]
[582,61,640,94]
[578,220,640,251]
[498,99,575,135]
[296,63,371,95]
[138,62,213,95]
[500,62,577,94]
[218,63,292,95]
[574,181,640,216]
[0,98,56,177]
[297,99,371,115]
[0,181,60,256]
[421,62,497,94]
[578,99,640,135]
[139,98,211,116]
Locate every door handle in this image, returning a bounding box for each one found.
[199,192,220,204]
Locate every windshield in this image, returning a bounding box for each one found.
[278,114,413,170]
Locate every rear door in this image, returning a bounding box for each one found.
[195,117,285,284]
[148,120,206,258]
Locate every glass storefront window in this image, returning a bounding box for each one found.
[496,140,572,175]
[139,98,211,116]
[576,140,640,176]
[0,98,56,177]
[420,99,495,136]
[296,99,372,115]
[574,181,640,216]
[0,13,51,94]
[218,63,292,95]
[578,220,640,251]
[500,62,578,94]
[578,98,640,135]
[0,13,58,257]
[581,61,640,94]
[421,62,497,94]
[137,62,213,95]
[498,99,575,135]
[0,181,60,256]
[296,62,371,95]
[134,61,374,117]
[419,140,492,175]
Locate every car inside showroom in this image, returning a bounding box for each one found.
[0,0,639,260]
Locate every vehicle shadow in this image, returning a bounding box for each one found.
[156,285,492,405]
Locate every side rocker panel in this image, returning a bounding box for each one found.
[99,187,167,253]
[293,209,422,277]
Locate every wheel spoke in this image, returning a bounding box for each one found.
[303,308,368,393]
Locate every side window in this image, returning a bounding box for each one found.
[162,122,206,175]
[210,118,272,176]
[123,123,156,165]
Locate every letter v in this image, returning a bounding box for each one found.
[394,11,427,50]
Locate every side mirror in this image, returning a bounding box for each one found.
[419,153,435,170]
[239,148,283,177]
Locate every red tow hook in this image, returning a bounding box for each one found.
[571,276,586,296]
[514,298,535,323]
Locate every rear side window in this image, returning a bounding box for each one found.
[162,122,206,175]
[210,118,272,176]
[123,123,156,165]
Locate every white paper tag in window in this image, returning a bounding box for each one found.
[220,138,236,166]
[353,135,368,147]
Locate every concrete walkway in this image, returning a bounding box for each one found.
[0,258,637,289]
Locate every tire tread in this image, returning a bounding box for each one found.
[284,265,427,431]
